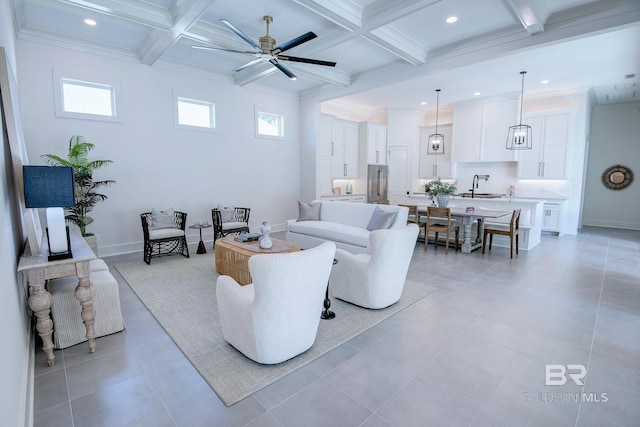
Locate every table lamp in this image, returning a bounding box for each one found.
[23,166,76,261]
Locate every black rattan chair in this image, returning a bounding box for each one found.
[211,207,250,247]
[141,210,190,264]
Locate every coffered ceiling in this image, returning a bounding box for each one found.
[9,0,640,111]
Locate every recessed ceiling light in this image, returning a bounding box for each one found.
[541,80,549,84]
[474,92,481,96]
[446,16,458,24]
[421,101,427,105]
[84,18,97,26]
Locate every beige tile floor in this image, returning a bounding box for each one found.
[33,226,640,426]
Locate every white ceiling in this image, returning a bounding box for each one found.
[10,0,640,112]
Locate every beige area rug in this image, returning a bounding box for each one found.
[115,254,436,406]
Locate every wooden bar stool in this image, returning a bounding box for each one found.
[482,209,521,258]
[424,206,459,254]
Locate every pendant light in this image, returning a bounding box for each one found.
[506,71,532,150]
[428,89,444,154]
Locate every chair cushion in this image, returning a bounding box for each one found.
[484,222,512,231]
[367,207,398,231]
[150,208,175,229]
[297,201,321,221]
[149,228,185,239]
[222,221,248,231]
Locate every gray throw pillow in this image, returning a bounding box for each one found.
[217,203,235,222]
[150,208,176,230]
[297,201,321,221]
[367,207,397,231]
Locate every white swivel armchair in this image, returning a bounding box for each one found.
[216,242,336,364]
[330,224,419,309]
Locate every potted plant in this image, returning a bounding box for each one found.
[427,179,457,208]
[41,135,115,254]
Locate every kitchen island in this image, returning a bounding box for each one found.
[404,195,545,251]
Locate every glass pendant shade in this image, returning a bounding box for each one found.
[506,71,532,150]
[428,89,445,154]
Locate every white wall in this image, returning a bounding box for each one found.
[582,102,640,229]
[1,0,33,425]
[16,41,303,255]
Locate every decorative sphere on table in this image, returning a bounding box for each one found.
[259,221,272,249]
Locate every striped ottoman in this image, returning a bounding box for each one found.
[49,269,125,349]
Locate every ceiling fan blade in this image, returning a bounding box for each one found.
[191,45,256,55]
[220,19,260,51]
[234,58,263,72]
[272,31,317,54]
[269,59,297,80]
[277,55,336,67]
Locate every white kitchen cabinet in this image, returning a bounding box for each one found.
[331,119,359,178]
[517,113,571,179]
[451,99,518,162]
[542,201,565,235]
[419,125,452,178]
[359,122,387,165]
[318,116,359,192]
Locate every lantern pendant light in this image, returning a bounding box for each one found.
[506,71,532,150]
[428,89,444,154]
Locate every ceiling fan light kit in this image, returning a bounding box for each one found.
[506,71,533,150]
[192,15,336,81]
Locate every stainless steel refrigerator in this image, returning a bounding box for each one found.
[367,164,389,204]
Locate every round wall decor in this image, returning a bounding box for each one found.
[601,165,633,190]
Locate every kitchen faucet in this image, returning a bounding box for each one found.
[470,174,490,198]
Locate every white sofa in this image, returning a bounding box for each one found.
[286,201,409,254]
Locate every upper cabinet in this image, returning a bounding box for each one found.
[419,125,453,178]
[451,99,518,162]
[517,112,571,179]
[332,119,359,178]
[318,115,359,180]
[359,122,387,165]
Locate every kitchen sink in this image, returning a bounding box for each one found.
[457,193,503,198]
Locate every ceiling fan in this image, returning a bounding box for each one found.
[192,15,336,80]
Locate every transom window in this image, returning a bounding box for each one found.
[176,97,216,129]
[61,79,115,117]
[256,111,284,138]
[54,76,121,121]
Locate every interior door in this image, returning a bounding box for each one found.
[388,146,411,205]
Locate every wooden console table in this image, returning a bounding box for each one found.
[18,228,97,366]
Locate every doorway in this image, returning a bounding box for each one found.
[388,146,411,205]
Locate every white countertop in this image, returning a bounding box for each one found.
[408,193,567,202]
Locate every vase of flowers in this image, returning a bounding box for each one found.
[427,179,457,208]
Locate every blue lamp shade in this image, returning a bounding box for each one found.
[23,166,75,208]
[23,166,75,261]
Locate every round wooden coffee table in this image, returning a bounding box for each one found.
[214,236,300,285]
